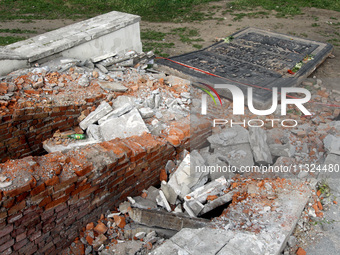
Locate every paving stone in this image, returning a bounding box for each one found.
[149,239,189,255]
[86,124,103,141]
[97,103,134,124]
[99,108,149,141]
[216,232,267,255]
[166,228,234,255]
[98,81,128,92]
[249,127,272,164]
[79,101,113,130]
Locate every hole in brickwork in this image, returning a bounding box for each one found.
[199,200,232,220]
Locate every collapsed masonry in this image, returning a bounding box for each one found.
[0,10,339,255]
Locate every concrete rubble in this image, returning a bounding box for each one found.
[37,50,191,153]
[0,27,339,255]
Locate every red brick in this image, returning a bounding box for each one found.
[3,180,33,197]
[0,234,11,246]
[7,212,22,224]
[166,135,180,147]
[2,198,15,209]
[38,196,52,207]
[45,195,69,211]
[296,247,306,255]
[73,165,93,177]
[8,200,26,215]
[0,238,14,252]
[71,183,90,196]
[16,232,26,242]
[30,183,46,196]
[28,231,41,242]
[45,176,59,186]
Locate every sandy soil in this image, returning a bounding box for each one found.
[0,1,339,79]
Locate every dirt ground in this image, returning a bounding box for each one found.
[0,0,339,79]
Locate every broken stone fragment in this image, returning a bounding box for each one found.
[78,75,89,87]
[208,126,249,148]
[97,81,128,92]
[139,107,154,119]
[248,127,273,164]
[94,221,108,234]
[156,190,172,212]
[99,108,149,141]
[144,186,160,203]
[161,181,177,205]
[96,64,108,74]
[184,176,228,204]
[86,124,103,141]
[97,103,134,125]
[186,200,204,216]
[129,208,209,232]
[167,152,208,199]
[323,134,340,155]
[216,143,254,171]
[79,101,113,130]
[269,143,296,157]
[90,52,117,63]
[119,201,131,214]
[130,196,157,210]
[92,234,107,251]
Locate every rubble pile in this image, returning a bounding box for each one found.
[24,52,194,153]
[66,209,167,255]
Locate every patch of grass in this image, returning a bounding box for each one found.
[311,23,319,27]
[228,0,340,17]
[142,42,174,57]
[300,33,308,37]
[0,0,220,22]
[141,30,167,41]
[0,36,26,45]
[232,11,269,21]
[330,16,338,20]
[0,28,37,34]
[193,44,203,49]
[171,27,203,43]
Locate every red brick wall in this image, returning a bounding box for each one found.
[0,117,211,254]
[0,94,105,163]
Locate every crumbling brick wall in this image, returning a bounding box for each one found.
[0,94,105,163]
[0,118,211,254]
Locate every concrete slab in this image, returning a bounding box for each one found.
[128,208,210,232]
[79,101,113,130]
[99,108,149,141]
[0,11,142,75]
